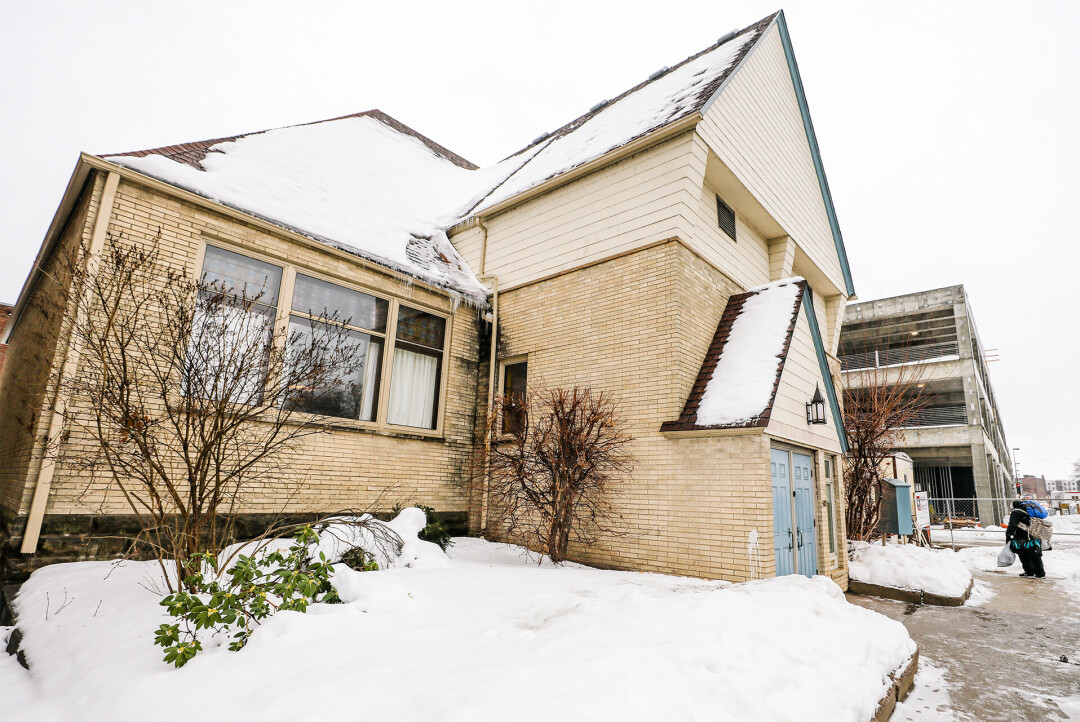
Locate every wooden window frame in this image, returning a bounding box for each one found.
[498,355,529,438]
[194,238,453,438]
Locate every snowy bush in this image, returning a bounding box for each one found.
[155,526,339,667]
[392,504,454,551]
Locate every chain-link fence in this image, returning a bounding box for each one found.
[923,497,1080,550]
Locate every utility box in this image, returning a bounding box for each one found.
[878,478,914,536]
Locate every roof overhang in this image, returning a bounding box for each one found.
[4,152,481,343]
[3,156,97,343]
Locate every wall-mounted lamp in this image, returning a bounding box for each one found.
[806,385,827,425]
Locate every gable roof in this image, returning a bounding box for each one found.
[465,13,777,217]
[661,279,805,432]
[102,111,520,302]
[662,277,849,451]
[773,13,855,297]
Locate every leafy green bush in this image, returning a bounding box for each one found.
[392,504,454,551]
[154,526,339,667]
[339,546,379,572]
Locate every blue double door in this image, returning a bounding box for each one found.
[770,447,818,578]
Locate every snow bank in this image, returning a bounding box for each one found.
[850,542,973,598]
[11,532,915,722]
[697,279,802,425]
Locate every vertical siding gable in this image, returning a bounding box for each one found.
[766,296,846,452]
[697,22,847,297]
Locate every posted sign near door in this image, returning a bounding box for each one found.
[913,491,931,530]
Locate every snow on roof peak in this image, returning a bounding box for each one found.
[468,13,776,215]
[105,112,498,301]
[100,13,777,302]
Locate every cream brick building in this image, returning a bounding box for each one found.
[1,11,855,585]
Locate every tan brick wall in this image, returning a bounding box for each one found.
[0,172,105,518]
[481,240,848,585]
[9,175,480,527]
[0,304,12,374]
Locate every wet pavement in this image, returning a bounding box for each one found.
[849,570,1080,721]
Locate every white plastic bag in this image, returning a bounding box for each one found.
[997,544,1016,567]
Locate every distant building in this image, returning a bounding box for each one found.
[839,285,1013,525]
[1019,475,1048,498]
[1048,478,1080,497]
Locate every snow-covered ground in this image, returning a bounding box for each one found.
[849,542,973,598]
[3,513,916,722]
[955,543,1080,601]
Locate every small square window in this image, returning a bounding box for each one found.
[716,195,736,242]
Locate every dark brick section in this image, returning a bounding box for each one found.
[107,109,478,171]
[1,510,470,582]
[661,280,805,433]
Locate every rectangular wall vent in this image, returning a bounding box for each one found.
[716,195,736,241]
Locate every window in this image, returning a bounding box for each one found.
[191,244,451,432]
[189,245,283,403]
[387,305,446,430]
[286,273,389,422]
[825,482,837,554]
[501,360,528,435]
[716,195,736,241]
[824,454,838,554]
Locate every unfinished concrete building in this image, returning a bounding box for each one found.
[839,285,1013,525]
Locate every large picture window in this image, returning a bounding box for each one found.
[287,274,388,422]
[190,244,451,432]
[189,245,283,403]
[387,305,445,430]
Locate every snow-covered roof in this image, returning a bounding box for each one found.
[104,111,526,302]
[100,14,777,302]
[662,278,805,431]
[464,13,775,216]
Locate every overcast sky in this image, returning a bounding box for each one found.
[2,0,1078,480]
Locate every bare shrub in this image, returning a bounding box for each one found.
[46,230,368,589]
[842,360,928,541]
[478,386,632,563]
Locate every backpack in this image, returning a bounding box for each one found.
[1022,501,1049,519]
[1018,515,1053,546]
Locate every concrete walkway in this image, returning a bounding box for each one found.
[849,570,1080,721]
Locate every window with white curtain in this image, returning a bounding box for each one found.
[388,305,445,429]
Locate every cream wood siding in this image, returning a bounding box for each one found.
[466,131,702,290]
[686,149,771,289]
[766,306,842,453]
[697,22,845,296]
[450,225,485,277]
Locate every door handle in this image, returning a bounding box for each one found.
[787,530,794,550]
[797,529,804,549]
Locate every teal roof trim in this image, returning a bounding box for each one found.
[776,11,856,297]
[802,289,849,452]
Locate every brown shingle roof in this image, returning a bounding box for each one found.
[661,279,805,433]
[107,109,478,171]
